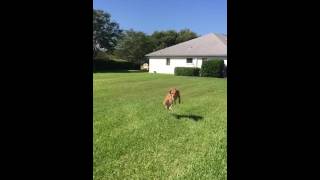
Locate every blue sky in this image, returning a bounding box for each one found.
[93,0,227,36]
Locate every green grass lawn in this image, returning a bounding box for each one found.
[94,72,227,180]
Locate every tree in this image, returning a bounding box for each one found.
[151,30,178,51]
[175,29,198,44]
[93,9,122,58]
[151,29,198,51]
[114,30,155,65]
[112,29,198,65]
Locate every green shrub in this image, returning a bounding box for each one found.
[200,59,224,77]
[174,67,200,76]
[93,59,140,72]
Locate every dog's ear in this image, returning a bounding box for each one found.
[168,88,172,93]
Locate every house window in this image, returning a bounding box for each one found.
[186,58,193,63]
[202,58,207,61]
[166,58,170,65]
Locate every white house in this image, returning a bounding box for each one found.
[146,33,227,74]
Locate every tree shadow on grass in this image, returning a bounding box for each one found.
[171,113,203,122]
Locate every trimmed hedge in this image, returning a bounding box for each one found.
[200,59,225,77]
[93,59,140,72]
[174,67,200,76]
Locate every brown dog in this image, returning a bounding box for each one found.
[163,88,181,110]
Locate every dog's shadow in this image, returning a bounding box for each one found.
[171,113,203,122]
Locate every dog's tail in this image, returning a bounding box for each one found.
[178,91,181,104]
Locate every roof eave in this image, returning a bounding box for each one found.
[146,54,227,57]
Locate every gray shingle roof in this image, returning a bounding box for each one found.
[146,33,227,57]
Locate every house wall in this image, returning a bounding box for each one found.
[149,57,227,74]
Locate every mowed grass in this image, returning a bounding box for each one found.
[94,72,227,180]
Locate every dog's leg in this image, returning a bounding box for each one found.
[176,91,181,104]
[165,104,169,110]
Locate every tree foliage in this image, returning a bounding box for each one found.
[114,30,155,65]
[151,29,198,51]
[151,30,178,51]
[92,9,199,65]
[175,29,198,44]
[113,29,198,65]
[93,9,122,57]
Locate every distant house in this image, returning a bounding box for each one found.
[145,33,227,74]
[140,63,149,70]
